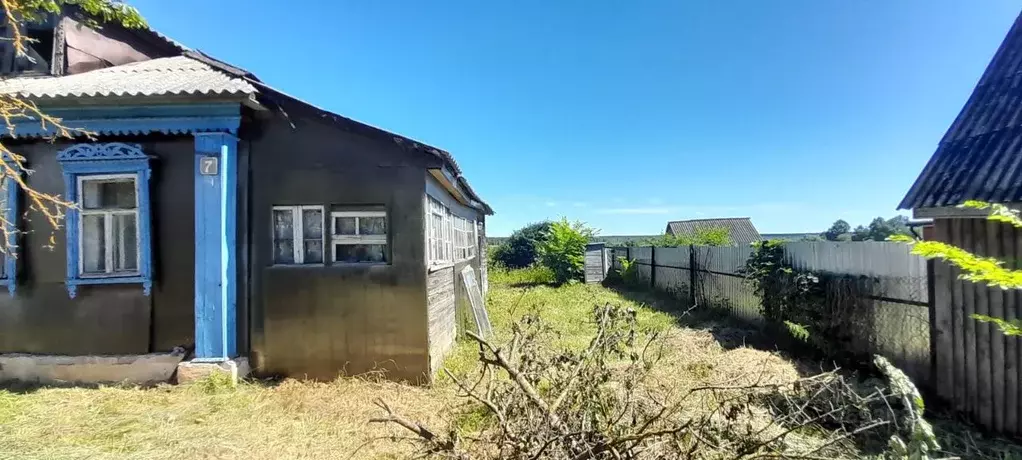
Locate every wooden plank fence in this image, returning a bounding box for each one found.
[603,242,932,390]
[931,218,1022,435]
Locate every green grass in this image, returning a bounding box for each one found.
[441,277,676,379]
[1,270,1019,459]
[487,264,556,286]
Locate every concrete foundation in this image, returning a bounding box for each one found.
[175,357,250,384]
[0,348,187,385]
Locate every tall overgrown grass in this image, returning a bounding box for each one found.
[489,264,556,286]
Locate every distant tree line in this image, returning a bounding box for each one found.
[820,216,912,242]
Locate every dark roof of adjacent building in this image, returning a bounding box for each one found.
[899,12,1022,210]
[665,218,761,243]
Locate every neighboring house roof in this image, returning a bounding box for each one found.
[899,12,1022,209]
[0,56,256,100]
[665,218,761,244]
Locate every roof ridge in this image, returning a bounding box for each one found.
[667,217,752,223]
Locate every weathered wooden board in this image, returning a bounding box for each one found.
[461,266,491,339]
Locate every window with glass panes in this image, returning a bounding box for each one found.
[77,174,140,276]
[331,210,387,263]
[272,206,324,264]
[427,196,449,264]
[453,215,475,260]
[427,195,478,265]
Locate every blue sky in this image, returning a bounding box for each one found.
[135,0,1022,236]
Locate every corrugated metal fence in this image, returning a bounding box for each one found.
[607,243,932,388]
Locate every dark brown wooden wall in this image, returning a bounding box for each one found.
[932,217,1022,436]
[248,109,436,382]
[0,135,196,355]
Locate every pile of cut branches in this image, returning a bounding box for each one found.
[372,304,945,459]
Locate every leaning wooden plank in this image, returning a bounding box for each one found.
[461,266,492,339]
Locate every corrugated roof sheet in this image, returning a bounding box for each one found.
[0,56,256,100]
[666,218,761,244]
[900,12,1022,209]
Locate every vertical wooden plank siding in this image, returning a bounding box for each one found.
[933,220,955,403]
[932,217,1022,435]
[988,220,1006,432]
[973,219,993,428]
[951,219,968,414]
[1004,223,1019,434]
[1014,223,1022,434]
[963,219,978,418]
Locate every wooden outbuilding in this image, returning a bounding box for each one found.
[900,10,1022,436]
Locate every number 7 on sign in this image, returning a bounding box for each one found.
[200,156,219,176]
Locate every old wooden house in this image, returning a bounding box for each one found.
[900,11,1022,436]
[0,11,491,384]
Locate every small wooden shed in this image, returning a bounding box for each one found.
[899,10,1022,436]
[584,242,609,284]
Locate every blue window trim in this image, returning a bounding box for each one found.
[4,104,242,139]
[0,164,20,295]
[57,143,152,298]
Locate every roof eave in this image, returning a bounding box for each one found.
[11,92,259,108]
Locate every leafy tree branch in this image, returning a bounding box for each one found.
[0,0,144,251]
[892,200,1022,336]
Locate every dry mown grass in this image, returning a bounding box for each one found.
[0,374,457,459]
[1,274,1020,459]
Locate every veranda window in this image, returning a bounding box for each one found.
[427,196,449,264]
[453,215,476,260]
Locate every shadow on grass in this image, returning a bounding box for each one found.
[605,283,780,349]
[0,373,296,394]
[503,281,560,289]
[604,282,1022,459]
[0,380,104,394]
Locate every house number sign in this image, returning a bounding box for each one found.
[200,156,219,176]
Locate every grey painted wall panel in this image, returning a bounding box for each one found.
[427,266,456,375]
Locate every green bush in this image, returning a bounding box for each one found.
[538,219,595,284]
[617,257,642,288]
[492,221,552,269]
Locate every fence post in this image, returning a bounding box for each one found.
[650,246,657,290]
[689,244,697,306]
